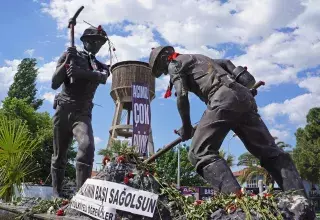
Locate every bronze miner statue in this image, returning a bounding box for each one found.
[51,25,110,198]
[148,46,309,199]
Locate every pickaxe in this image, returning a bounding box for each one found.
[143,80,265,164]
[68,6,84,84]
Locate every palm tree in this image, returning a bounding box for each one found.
[0,115,40,202]
[219,149,234,167]
[237,152,274,187]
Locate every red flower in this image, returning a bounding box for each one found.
[102,156,110,165]
[127,172,134,178]
[61,199,69,206]
[123,176,129,184]
[250,193,256,197]
[263,193,272,198]
[235,189,243,198]
[227,204,237,213]
[56,209,64,216]
[117,155,125,163]
[193,200,203,206]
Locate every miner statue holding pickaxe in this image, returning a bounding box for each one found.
[50,6,111,198]
[148,46,315,218]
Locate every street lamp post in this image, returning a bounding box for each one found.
[177,145,180,188]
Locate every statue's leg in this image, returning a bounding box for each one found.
[51,106,73,198]
[72,114,95,190]
[189,107,241,194]
[233,110,307,197]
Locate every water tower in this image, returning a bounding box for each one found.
[107,60,155,155]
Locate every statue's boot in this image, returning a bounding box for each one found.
[51,166,65,198]
[261,153,307,197]
[199,159,241,194]
[261,153,316,219]
[76,162,93,190]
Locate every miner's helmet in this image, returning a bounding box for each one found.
[80,25,108,45]
[149,46,175,78]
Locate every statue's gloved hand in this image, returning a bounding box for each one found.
[67,64,104,82]
[250,88,258,97]
[66,64,88,79]
[66,47,77,59]
[176,124,195,141]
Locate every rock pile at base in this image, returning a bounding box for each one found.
[63,161,316,220]
[64,161,172,220]
[5,159,314,219]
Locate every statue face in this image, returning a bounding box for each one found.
[157,49,174,75]
[83,38,105,55]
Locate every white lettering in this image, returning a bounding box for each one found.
[139,103,144,124]
[133,104,150,126]
[144,104,149,124]
[133,85,137,98]
[132,85,148,99]
[134,103,139,125]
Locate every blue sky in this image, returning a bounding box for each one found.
[0,0,319,172]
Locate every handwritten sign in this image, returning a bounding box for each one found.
[72,179,159,218]
[132,83,151,156]
[70,196,116,220]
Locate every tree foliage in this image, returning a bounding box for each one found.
[0,98,77,183]
[150,145,235,187]
[292,107,320,185]
[154,145,207,186]
[0,115,40,201]
[7,58,43,110]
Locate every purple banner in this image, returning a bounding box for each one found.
[132,82,151,156]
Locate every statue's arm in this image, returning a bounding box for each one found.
[169,60,192,128]
[96,63,111,85]
[51,52,68,90]
[212,59,236,74]
[66,62,110,84]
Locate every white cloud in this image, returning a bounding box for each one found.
[269,128,291,142]
[38,59,58,82]
[0,59,21,100]
[260,75,320,126]
[298,76,320,94]
[98,24,159,61]
[94,136,103,144]
[41,0,303,46]
[155,75,170,92]
[37,0,320,132]
[40,0,319,89]
[24,49,35,57]
[260,92,320,127]
[42,92,56,104]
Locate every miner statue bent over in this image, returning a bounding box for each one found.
[51,25,110,198]
[149,46,309,199]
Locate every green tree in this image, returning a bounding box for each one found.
[154,145,207,186]
[0,115,40,202]
[7,58,43,110]
[149,145,235,186]
[292,107,320,186]
[0,98,76,183]
[219,149,234,167]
